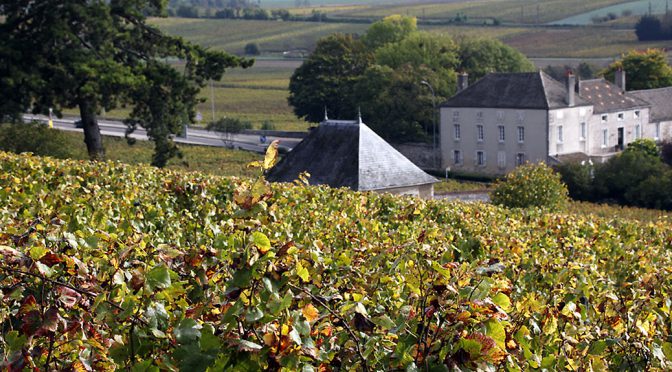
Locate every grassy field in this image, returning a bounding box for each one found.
[320,0,630,24]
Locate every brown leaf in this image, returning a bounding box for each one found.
[40,252,63,267]
[19,295,38,315]
[302,304,319,323]
[57,286,81,308]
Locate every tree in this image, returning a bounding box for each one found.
[206,117,252,148]
[0,0,250,165]
[635,15,665,41]
[456,37,535,82]
[363,15,417,50]
[245,43,260,55]
[602,49,672,90]
[288,34,373,123]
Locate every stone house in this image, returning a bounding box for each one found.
[267,117,438,198]
[439,71,672,175]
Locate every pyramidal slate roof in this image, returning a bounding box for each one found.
[441,71,590,110]
[266,120,437,191]
[629,87,672,122]
[579,79,650,114]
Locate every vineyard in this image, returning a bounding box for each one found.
[1,150,672,370]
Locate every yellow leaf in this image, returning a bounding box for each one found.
[263,140,280,170]
[302,304,319,323]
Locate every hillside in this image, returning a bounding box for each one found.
[1,151,671,370]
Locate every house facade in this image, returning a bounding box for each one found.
[440,71,670,175]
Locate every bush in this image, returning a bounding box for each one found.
[260,120,276,130]
[0,122,75,159]
[661,140,672,166]
[490,163,568,209]
[244,42,260,56]
[554,162,595,201]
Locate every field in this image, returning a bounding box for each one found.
[1,150,672,370]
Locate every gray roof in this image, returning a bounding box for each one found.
[578,79,649,114]
[441,71,590,110]
[266,120,438,191]
[629,87,672,122]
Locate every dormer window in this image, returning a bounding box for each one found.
[617,112,624,121]
[601,114,608,123]
[634,110,640,119]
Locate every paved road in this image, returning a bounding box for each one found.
[436,191,490,202]
[22,114,302,153]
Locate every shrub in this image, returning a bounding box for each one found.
[0,122,75,159]
[490,163,569,209]
[554,162,595,201]
[260,120,276,130]
[661,140,672,166]
[244,42,260,56]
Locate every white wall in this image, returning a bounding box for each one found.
[586,108,649,156]
[547,106,593,156]
[440,107,548,175]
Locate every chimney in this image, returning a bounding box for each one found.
[615,68,626,92]
[457,72,469,93]
[566,71,575,107]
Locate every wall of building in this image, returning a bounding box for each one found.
[392,142,439,170]
[440,107,548,175]
[547,106,593,156]
[375,184,434,199]
[586,108,649,156]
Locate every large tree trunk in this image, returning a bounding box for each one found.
[78,100,105,160]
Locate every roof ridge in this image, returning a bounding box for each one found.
[538,70,552,109]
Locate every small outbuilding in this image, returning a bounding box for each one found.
[267,117,438,198]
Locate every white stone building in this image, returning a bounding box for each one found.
[440,71,672,175]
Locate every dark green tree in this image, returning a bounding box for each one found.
[363,15,417,49]
[288,33,373,123]
[602,49,672,90]
[457,37,535,82]
[0,0,250,165]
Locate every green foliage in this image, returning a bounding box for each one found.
[288,33,373,123]
[555,161,595,201]
[491,163,569,209]
[0,123,76,159]
[0,0,250,164]
[2,150,672,370]
[260,120,276,130]
[624,138,659,158]
[363,14,417,49]
[244,42,260,56]
[457,37,535,82]
[602,49,672,91]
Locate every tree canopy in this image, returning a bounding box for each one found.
[0,0,250,166]
[288,15,534,142]
[602,49,672,91]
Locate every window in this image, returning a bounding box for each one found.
[498,125,505,142]
[634,110,640,119]
[476,111,484,122]
[617,112,624,121]
[476,151,486,166]
[635,124,641,139]
[496,111,504,122]
[516,153,525,166]
[557,125,564,143]
[656,122,661,140]
[517,126,525,143]
[580,122,586,140]
[556,111,564,120]
[453,150,462,165]
[602,129,608,147]
[453,124,461,140]
[497,151,506,169]
[601,114,608,123]
[452,110,460,123]
[517,111,525,123]
[477,125,484,142]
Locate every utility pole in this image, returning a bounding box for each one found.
[421,80,438,169]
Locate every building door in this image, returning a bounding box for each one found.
[617,127,624,151]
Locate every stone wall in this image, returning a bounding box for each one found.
[392,142,439,170]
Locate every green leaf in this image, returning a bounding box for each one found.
[238,339,263,351]
[29,245,48,260]
[289,328,302,346]
[541,355,556,368]
[131,360,159,372]
[589,340,608,356]
[484,319,506,349]
[492,293,512,312]
[199,324,221,352]
[175,318,201,345]
[229,268,252,288]
[458,339,482,359]
[146,265,171,292]
[373,314,396,330]
[245,307,264,323]
[4,331,27,353]
[251,231,271,254]
[296,262,309,282]
[663,342,672,361]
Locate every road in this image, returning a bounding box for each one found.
[22,114,303,153]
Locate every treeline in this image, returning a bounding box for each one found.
[556,139,672,210]
[635,14,672,41]
[169,4,327,21]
